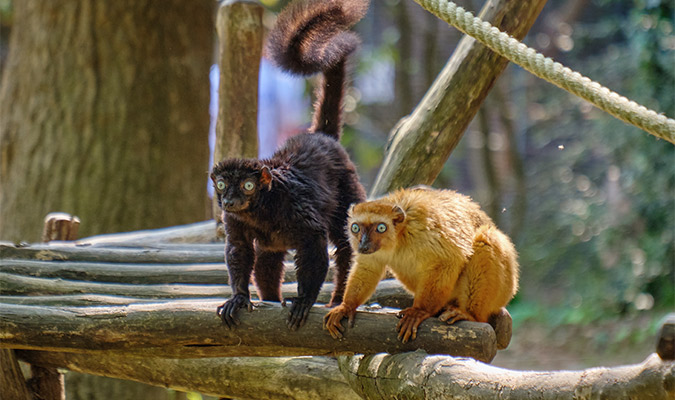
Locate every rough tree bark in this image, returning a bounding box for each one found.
[338,351,674,399]
[76,220,218,246]
[0,300,498,362]
[18,351,361,400]
[0,0,213,241]
[370,0,547,196]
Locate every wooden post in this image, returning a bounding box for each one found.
[42,212,80,242]
[370,0,547,196]
[23,213,78,400]
[212,0,264,231]
[0,349,32,400]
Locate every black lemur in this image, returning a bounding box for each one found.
[211,0,368,330]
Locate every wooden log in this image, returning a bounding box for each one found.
[0,300,498,362]
[0,273,410,305]
[18,351,360,400]
[0,259,230,285]
[0,271,230,298]
[0,242,225,263]
[0,294,165,306]
[338,352,674,399]
[0,259,336,285]
[370,0,547,196]
[76,220,218,245]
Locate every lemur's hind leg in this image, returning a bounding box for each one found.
[253,249,287,302]
[443,225,519,323]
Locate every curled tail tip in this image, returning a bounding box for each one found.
[266,0,369,75]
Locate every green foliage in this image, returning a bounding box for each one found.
[510,0,674,322]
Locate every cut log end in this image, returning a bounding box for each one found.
[656,313,674,361]
[489,307,512,350]
[42,212,80,242]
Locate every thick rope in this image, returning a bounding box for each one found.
[414,0,675,144]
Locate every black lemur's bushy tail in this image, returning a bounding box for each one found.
[266,0,369,140]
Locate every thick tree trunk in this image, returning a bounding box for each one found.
[0,0,213,241]
[338,352,674,399]
[19,351,360,400]
[370,0,547,196]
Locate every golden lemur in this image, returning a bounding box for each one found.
[324,187,519,342]
[211,0,368,330]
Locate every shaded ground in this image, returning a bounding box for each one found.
[491,310,667,371]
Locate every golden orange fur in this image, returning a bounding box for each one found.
[323,187,519,342]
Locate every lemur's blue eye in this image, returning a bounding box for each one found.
[216,180,226,191]
[243,180,255,192]
[376,223,387,233]
[351,223,360,234]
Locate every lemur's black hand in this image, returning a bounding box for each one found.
[217,294,252,329]
[286,297,313,331]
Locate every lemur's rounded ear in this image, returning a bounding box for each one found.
[260,166,272,189]
[347,204,355,216]
[392,205,406,225]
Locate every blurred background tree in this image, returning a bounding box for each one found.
[0,0,214,398]
[0,0,213,242]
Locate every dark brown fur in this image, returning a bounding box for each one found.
[212,0,368,330]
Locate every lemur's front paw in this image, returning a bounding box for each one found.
[323,304,356,339]
[217,294,252,329]
[396,307,432,343]
[286,297,314,331]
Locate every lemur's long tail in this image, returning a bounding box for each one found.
[266,0,369,140]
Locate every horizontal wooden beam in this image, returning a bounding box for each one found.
[0,259,228,285]
[0,242,225,264]
[0,259,336,285]
[0,274,412,307]
[1,299,497,362]
[76,220,218,245]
